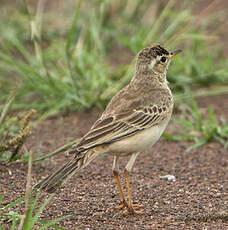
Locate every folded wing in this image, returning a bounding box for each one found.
[69,105,170,154]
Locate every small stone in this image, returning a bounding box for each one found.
[159,175,176,182]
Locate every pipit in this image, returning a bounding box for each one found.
[34,43,182,215]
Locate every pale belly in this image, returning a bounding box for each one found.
[107,117,170,156]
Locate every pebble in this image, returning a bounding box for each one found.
[159,175,176,182]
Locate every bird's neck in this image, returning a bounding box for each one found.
[131,65,169,90]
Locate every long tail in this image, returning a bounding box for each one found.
[33,150,97,193]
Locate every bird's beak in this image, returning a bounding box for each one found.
[170,49,182,59]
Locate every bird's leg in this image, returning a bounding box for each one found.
[111,156,128,210]
[113,170,128,209]
[123,153,144,215]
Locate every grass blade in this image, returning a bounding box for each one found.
[65,0,83,91]
[186,139,208,152]
[33,139,79,162]
[37,215,71,230]
[0,195,26,211]
[0,91,16,127]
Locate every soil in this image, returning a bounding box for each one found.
[0,95,228,230]
[1,1,228,229]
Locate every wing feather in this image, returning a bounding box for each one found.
[69,105,171,154]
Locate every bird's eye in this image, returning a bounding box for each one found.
[160,56,166,63]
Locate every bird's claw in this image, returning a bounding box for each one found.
[122,203,144,215]
[106,200,128,212]
[122,208,144,215]
[108,202,144,215]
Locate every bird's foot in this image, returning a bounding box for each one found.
[130,203,144,209]
[122,208,144,215]
[108,202,144,215]
[106,200,128,212]
[122,203,144,215]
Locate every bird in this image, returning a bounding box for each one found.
[33,43,182,215]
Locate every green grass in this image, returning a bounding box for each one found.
[0,0,227,155]
[0,146,70,230]
[163,100,228,151]
[0,91,35,162]
[0,0,227,116]
[0,2,227,227]
[0,192,70,230]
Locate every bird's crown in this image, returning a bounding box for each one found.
[138,44,169,60]
[135,43,182,75]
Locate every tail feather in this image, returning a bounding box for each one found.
[33,157,82,193]
[33,148,100,193]
[33,149,101,193]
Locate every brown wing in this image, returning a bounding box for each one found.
[68,104,171,154]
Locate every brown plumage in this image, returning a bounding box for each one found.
[33,43,182,214]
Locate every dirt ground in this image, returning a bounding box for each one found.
[1,1,228,229]
[0,95,227,230]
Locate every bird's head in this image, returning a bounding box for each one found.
[136,43,182,75]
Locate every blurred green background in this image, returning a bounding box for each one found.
[0,0,227,112]
[0,0,227,155]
